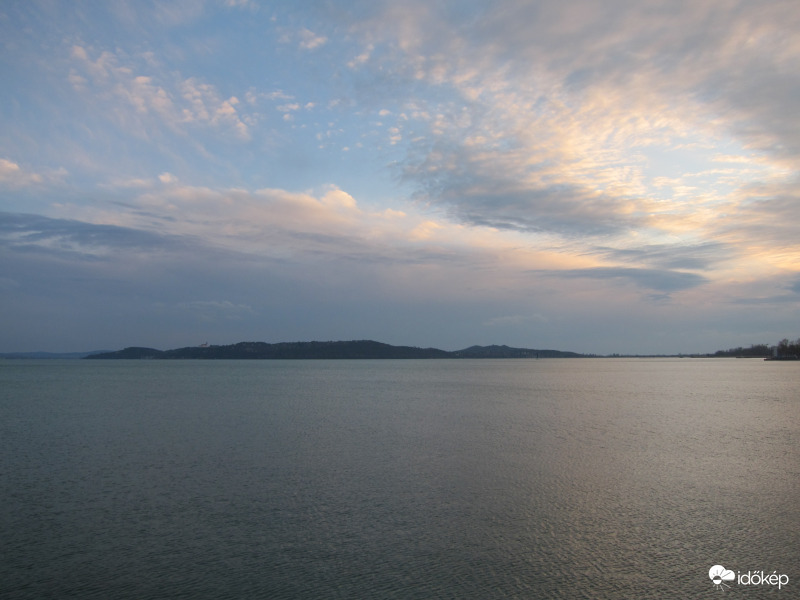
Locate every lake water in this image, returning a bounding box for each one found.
[1,358,798,598]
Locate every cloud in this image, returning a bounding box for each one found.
[595,243,732,271]
[717,182,800,249]
[2,179,564,308]
[348,44,374,69]
[158,172,178,185]
[176,300,256,322]
[69,45,250,141]
[180,78,250,139]
[789,276,800,295]
[25,183,424,270]
[0,159,43,187]
[0,159,66,188]
[298,28,328,51]
[0,194,520,348]
[0,211,195,259]
[483,314,549,327]
[2,1,798,354]
[346,0,800,259]
[539,267,710,294]
[152,1,207,26]
[0,277,21,291]
[223,0,257,9]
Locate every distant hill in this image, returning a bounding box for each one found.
[452,345,583,358]
[85,347,166,360]
[86,340,587,360]
[0,350,109,359]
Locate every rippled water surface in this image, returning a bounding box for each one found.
[2,358,798,598]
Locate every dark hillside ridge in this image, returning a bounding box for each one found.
[89,347,166,359]
[86,340,587,360]
[0,351,108,359]
[452,344,583,358]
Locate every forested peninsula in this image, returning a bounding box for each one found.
[85,340,585,360]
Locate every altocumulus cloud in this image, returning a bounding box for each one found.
[353,0,800,251]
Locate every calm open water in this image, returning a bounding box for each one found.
[1,358,798,599]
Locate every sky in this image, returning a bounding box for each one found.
[1,0,799,355]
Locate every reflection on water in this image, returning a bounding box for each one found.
[1,358,798,598]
